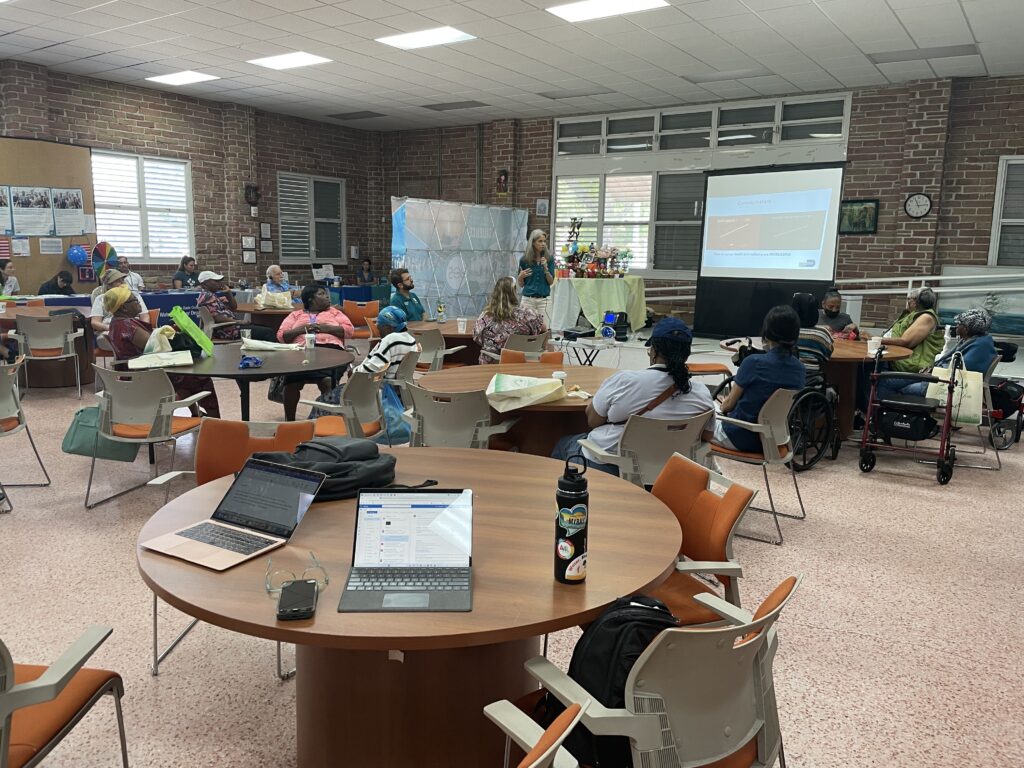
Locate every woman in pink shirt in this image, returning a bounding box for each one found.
[275,285,354,420]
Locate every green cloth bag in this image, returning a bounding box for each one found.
[61,406,141,462]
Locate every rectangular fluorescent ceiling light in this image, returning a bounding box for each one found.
[546,0,667,23]
[146,70,219,86]
[686,68,773,83]
[377,26,474,49]
[868,44,977,64]
[326,111,386,120]
[538,87,614,99]
[423,100,489,111]
[248,52,331,70]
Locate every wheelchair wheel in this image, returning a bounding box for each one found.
[788,389,833,472]
[990,419,1016,451]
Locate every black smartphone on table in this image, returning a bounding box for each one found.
[277,579,319,621]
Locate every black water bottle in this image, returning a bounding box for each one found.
[555,454,588,584]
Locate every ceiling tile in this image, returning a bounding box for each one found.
[333,0,409,17]
[928,53,987,76]
[459,0,535,17]
[682,0,750,20]
[877,60,936,80]
[211,0,282,20]
[895,3,974,47]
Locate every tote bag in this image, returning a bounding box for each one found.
[61,406,141,462]
[926,367,983,427]
[486,373,565,413]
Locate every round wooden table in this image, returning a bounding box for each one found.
[167,342,353,420]
[235,302,296,332]
[408,316,480,365]
[419,363,618,456]
[136,448,680,767]
[823,339,912,437]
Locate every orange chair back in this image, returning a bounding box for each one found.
[651,455,753,593]
[342,300,379,328]
[741,576,799,643]
[367,318,380,339]
[193,419,315,486]
[517,702,583,768]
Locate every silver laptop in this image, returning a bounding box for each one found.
[339,488,473,613]
[142,458,326,571]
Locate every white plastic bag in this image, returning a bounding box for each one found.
[485,374,565,413]
[143,325,175,354]
[255,287,292,310]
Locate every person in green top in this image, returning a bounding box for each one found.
[882,287,944,372]
[516,229,555,326]
[389,268,425,322]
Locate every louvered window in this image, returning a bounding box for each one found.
[91,151,193,262]
[653,173,705,271]
[992,159,1024,266]
[278,173,345,265]
[554,176,599,251]
[603,175,652,269]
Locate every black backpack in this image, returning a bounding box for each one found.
[253,436,396,500]
[536,595,678,767]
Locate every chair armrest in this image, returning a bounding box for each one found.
[480,349,500,361]
[441,345,467,356]
[675,560,743,577]
[159,391,212,414]
[299,399,354,418]
[692,593,753,626]
[576,438,620,463]
[524,657,662,749]
[0,626,112,718]
[147,470,196,487]
[477,416,518,437]
[714,414,770,434]
[483,700,581,768]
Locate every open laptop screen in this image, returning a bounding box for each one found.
[212,459,324,538]
[354,490,472,569]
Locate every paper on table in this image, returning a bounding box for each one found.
[127,350,194,369]
[240,338,303,352]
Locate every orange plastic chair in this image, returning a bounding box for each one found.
[499,349,564,365]
[342,300,379,340]
[644,453,754,625]
[484,699,589,768]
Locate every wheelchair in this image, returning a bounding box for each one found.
[713,341,841,472]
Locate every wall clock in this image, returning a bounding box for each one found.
[904,193,932,218]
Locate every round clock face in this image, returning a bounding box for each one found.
[905,193,932,218]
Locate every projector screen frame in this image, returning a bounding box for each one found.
[696,161,847,284]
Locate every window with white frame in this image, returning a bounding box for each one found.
[653,173,705,271]
[278,173,346,265]
[554,176,599,250]
[553,174,652,268]
[991,158,1024,266]
[91,151,193,262]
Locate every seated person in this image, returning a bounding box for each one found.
[116,255,146,292]
[354,307,419,379]
[713,306,806,453]
[265,264,298,297]
[104,286,220,418]
[552,317,715,475]
[819,287,860,338]
[276,285,354,421]
[173,256,199,289]
[196,271,275,342]
[792,292,834,364]
[878,308,998,399]
[1,259,19,295]
[356,259,377,286]
[38,270,76,296]
[90,269,149,335]
[881,287,944,373]
[389,269,425,322]
[473,277,546,364]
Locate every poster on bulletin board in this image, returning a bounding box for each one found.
[52,188,86,235]
[10,186,55,236]
[0,187,11,235]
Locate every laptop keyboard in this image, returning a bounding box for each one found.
[347,568,470,591]
[177,522,274,555]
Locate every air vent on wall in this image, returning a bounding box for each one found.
[325,111,386,120]
[422,100,489,111]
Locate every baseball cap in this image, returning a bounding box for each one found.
[101,268,126,286]
[645,316,693,346]
[197,270,224,283]
[376,306,407,331]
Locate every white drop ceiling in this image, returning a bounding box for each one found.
[0,0,1021,130]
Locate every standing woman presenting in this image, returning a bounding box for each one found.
[517,229,555,327]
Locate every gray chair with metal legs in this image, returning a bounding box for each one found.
[8,314,83,399]
[299,369,391,445]
[481,331,552,362]
[0,626,128,768]
[409,328,466,371]
[403,384,517,449]
[390,351,421,409]
[86,366,208,509]
[198,306,238,343]
[0,358,50,513]
[710,389,804,545]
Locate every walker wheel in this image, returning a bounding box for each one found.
[858,450,876,473]
[990,420,1016,451]
[936,461,953,485]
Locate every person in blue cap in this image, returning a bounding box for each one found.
[552,316,715,475]
[353,306,420,379]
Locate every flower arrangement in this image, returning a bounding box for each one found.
[557,243,633,278]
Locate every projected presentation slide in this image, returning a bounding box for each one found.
[699,167,844,282]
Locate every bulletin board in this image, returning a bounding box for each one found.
[0,137,95,295]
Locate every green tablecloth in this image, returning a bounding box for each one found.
[550,276,646,332]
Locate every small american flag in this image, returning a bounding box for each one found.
[0,238,10,259]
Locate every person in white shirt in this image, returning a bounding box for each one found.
[89,269,148,334]
[354,306,419,379]
[1,259,20,295]
[116,255,145,292]
[552,317,715,475]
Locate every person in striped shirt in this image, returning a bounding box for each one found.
[354,306,420,379]
[792,292,833,369]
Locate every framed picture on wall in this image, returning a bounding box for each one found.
[242,250,256,264]
[839,199,879,235]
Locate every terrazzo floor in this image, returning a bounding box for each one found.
[1,349,1022,767]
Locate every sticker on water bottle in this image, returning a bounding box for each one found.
[564,553,587,580]
[558,504,587,536]
[556,539,574,560]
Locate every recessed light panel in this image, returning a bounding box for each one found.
[248,52,332,70]
[546,0,667,23]
[423,100,489,111]
[326,111,386,120]
[867,44,978,64]
[538,87,614,99]
[146,70,219,86]
[377,26,475,50]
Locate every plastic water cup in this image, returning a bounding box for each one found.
[867,337,881,355]
[552,371,567,382]
[240,329,252,341]
[457,317,468,334]
[304,332,316,349]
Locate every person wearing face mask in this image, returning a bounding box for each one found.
[819,287,859,338]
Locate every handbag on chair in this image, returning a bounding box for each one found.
[61,406,141,462]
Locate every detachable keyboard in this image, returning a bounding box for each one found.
[346,567,471,591]
[177,522,275,555]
